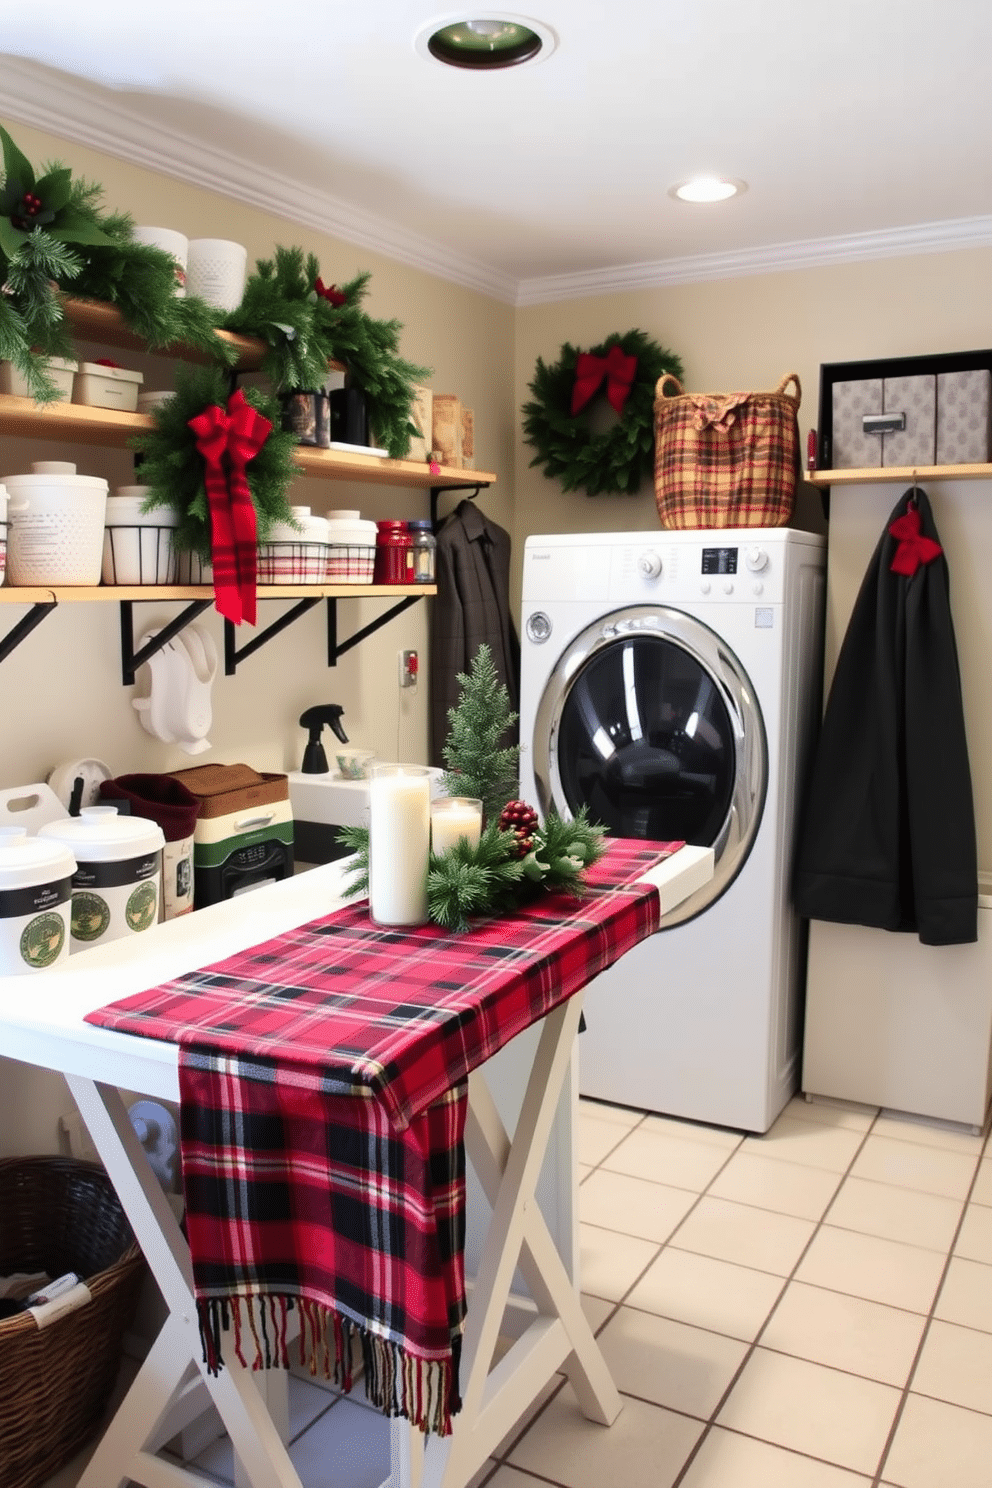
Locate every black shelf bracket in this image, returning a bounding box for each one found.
[223,596,322,675]
[120,598,214,686]
[0,598,58,665]
[327,594,422,666]
[430,482,484,531]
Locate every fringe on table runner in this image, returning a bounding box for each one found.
[197,1295,462,1437]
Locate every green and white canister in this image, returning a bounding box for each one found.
[38,807,165,950]
[0,829,76,974]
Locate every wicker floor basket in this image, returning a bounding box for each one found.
[0,1157,146,1488]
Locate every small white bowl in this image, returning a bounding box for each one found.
[335,748,375,781]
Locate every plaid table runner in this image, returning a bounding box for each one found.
[86,838,679,1434]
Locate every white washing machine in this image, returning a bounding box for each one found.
[520,528,826,1132]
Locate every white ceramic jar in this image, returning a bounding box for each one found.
[185,238,248,312]
[103,487,180,585]
[0,829,76,975]
[3,462,108,586]
[131,226,189,296]
[38,807,165,951]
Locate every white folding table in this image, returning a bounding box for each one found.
[0,846,713,1488]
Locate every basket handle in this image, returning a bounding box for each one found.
[775,373,801,406]
[655,373,685,399]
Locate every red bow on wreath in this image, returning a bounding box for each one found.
[571,345,638,416]
[888,500,943,577]
[314,277,347,307]
[188,389,272,626]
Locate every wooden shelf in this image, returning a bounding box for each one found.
[0,394,492,488]
[61,296,346,374]
[809,463,992,487]
[0,583,435,607]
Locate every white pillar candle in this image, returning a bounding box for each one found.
[368,765,431,926]
[430,797,483,856]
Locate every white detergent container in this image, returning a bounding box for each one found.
[38,807,164,951]
[0,829,76,974]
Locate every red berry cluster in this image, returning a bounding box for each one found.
[11,191,44,229]
[498,799,540,858]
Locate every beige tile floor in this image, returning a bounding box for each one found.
[47,1093,992,1488]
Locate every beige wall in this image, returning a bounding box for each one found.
[512,249,992,598]
[0,117,515,802]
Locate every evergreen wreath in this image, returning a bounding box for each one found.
[521,328,684,497]
[336,644,607,932]
[130,362,299,561]
[223,247,432,458]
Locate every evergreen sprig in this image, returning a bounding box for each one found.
[442,643,519,822]
[334,810,606,933]
[130,362,299,560]
[224,248,432,457]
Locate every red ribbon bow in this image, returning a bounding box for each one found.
[188,389,271,626]
[314,277,347,307]
[888,502,943,577]
[571,345,638,416]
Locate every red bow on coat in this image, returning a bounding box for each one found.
[188,389,271,626]
[888,501,943,577]
[571,345,638,416]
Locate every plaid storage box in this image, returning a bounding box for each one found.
[653,373,801,529]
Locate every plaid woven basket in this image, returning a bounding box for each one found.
[653,372,802,529]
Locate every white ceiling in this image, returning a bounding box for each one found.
[1,0,991,304]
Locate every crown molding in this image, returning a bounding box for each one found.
[4,58,991,313]
[515,215,992,305]
[0,58,518,304]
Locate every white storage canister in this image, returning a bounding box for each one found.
[103,487,180,585]
[0,829,76,974]
[38,807,165,951]
[3,461,108,586]
[325,511,377,583]
[257,506,329,584]
[0,482,7,586]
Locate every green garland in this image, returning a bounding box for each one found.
[521,328,684,497]
[335,644,607,931]
[0,125,231,401]
[223,247,432,457]
[337,809,606,934]
[130,363,299,560]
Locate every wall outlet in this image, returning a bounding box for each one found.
[399,649,419,688]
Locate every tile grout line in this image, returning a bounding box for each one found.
[667,1104,886,1487]
[869,1115,992,1488]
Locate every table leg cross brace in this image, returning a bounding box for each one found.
[398,994,622,1488]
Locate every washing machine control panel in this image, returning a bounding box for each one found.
[700,546,739,575]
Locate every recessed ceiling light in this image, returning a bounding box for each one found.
[669,176,747,203]
[415,14,557,69]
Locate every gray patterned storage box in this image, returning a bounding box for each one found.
[819,352,992,473]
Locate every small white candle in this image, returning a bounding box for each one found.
[431,797,483,856]
[368,765,431,926]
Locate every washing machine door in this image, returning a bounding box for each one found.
[532,605,767,923]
